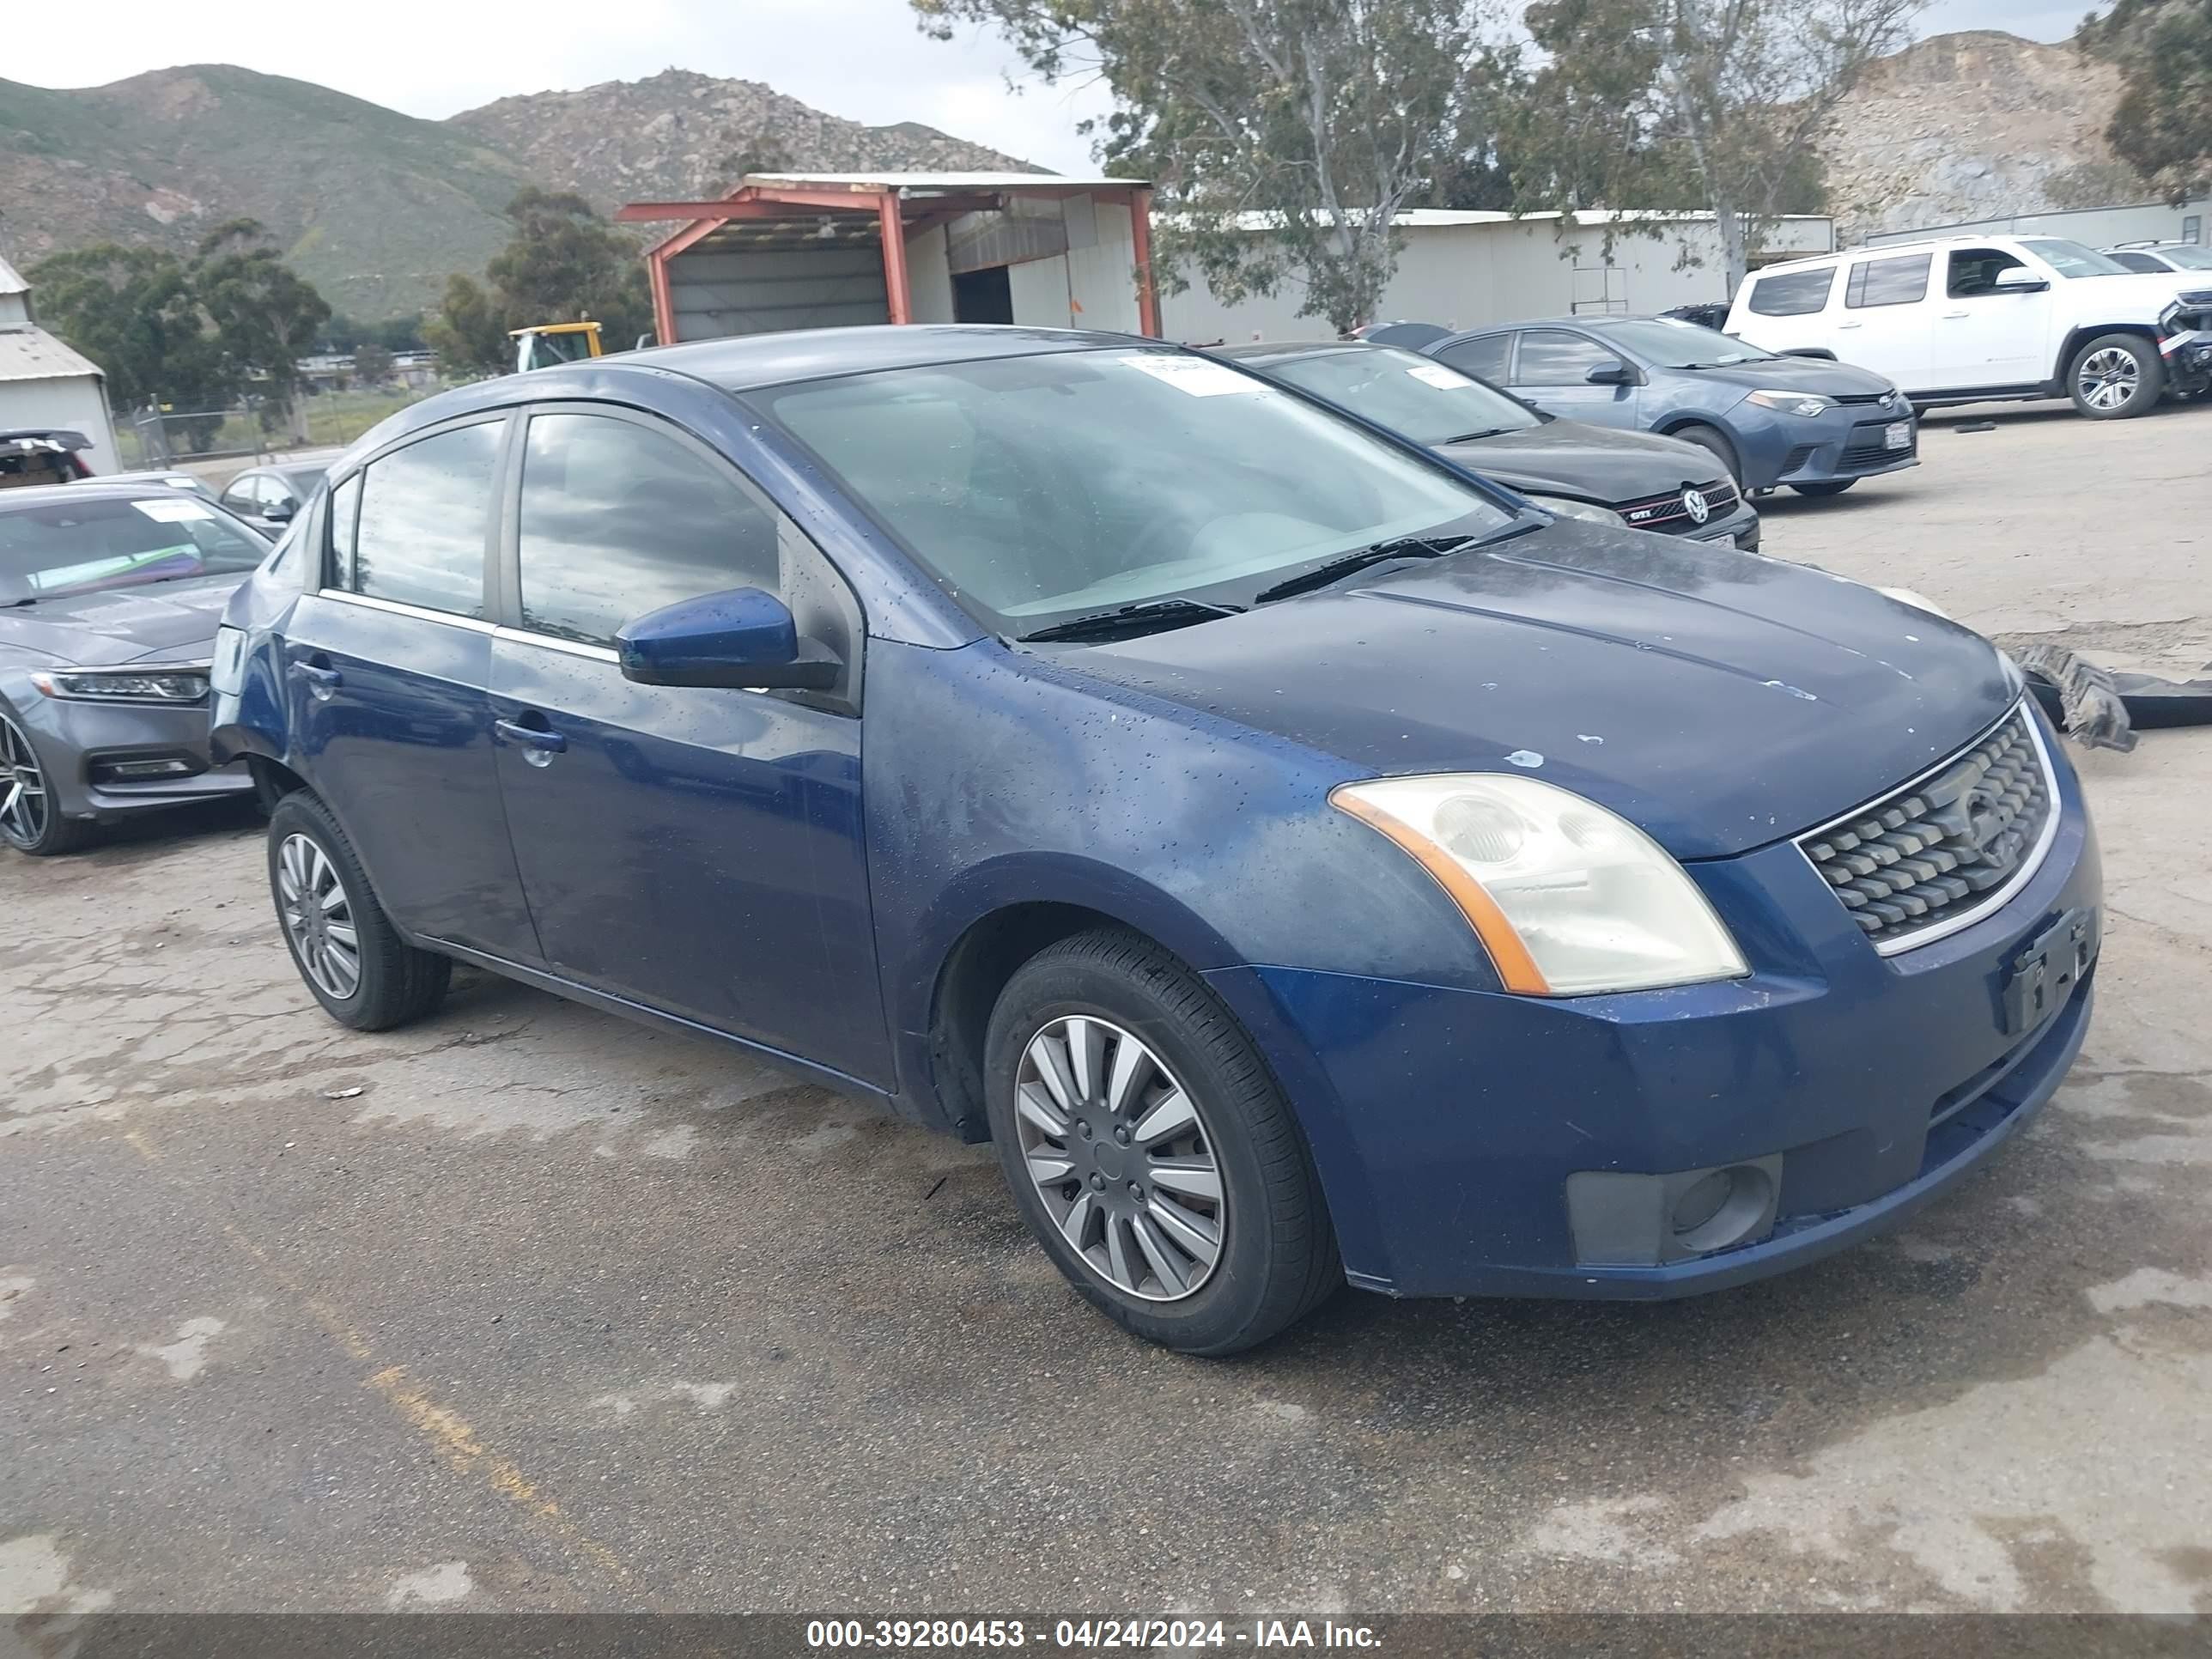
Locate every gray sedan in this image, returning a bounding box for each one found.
[0,483,269,854]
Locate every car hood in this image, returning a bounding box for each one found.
[0,574,246,666]
[1440,421,1734,502]
[1066,524,2015,860]
[1669,355,1899,398]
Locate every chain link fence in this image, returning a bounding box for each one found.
[112,384,441,471]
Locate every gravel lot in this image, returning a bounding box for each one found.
[5,399,2209,1618]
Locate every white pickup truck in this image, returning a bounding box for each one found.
[1724,234,2212,420]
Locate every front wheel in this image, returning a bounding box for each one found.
[1668,422,1742,487]
[265,792,450,1030]
[2069,333,2162,419]
[984,929,1340,1355]
[0,711,91,856]
[1790,479,1857,498]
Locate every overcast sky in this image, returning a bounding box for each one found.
[6,0,2093,176]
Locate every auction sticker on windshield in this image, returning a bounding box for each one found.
[1121,355,1261,396]
[131,497,216,523]
[1407,362,1475,389]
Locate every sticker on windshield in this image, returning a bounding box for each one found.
[1121,355,1261,396]
[1407,362,1474,389]
[131,497,215,523]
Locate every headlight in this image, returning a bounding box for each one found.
[1525,495,1628,529]
[28,665,210,704]
[209,626,247,697]
[1874,585,1950,618]
[1333,773,1748,995]
[1746,389,1836,417]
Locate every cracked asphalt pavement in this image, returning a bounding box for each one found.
[4,400,2209,1617]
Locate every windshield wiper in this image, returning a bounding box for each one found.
[1253,534,1477,605]
[1441,428,1511,443]
[1017,597,1244,644]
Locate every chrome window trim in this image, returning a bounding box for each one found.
[316,588,495,634]
[1793,699,2063,957]
[489,625,619,665]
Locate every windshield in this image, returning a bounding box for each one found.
[2021,239,2133,278]
[0,495,267,605]
[1586,319,1778,368]
[2156,245,2212,270]
[754,349,1512,636]
[1258,346,1540,446]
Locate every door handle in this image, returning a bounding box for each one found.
[1942,310,1969,319]
[494,718,567,756]
[1837,321,1863,330]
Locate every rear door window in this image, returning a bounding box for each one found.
[1747,267,1837,316]
[346,421,501,618]
[1432,334,1512,383]
[514,411,785,647]
[1845,253,1931,308]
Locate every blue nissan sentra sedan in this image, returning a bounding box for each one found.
[212,325,2099,1354]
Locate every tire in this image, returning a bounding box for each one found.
[0,710,92,856]
[1669,422,1742,486]
[265,791,449,1031]
[2069,332,2163,419]
[983,928,1340,1355]
[1789,479,1856,498]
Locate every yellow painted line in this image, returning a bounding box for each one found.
[118,1124,629,1581]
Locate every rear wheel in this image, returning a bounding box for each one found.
[984,929,1340,1355]
[266,792,449,1030]
[1790,479,1857,498]
[2069,333,2162,419]
[1668,422,1742,486]
[0,712,91,856]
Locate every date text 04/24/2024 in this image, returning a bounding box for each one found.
[804,1619,1382,1649]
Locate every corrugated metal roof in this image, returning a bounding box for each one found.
[0,326,105,386]
[745,171,1146,193]
[0,255,29,297]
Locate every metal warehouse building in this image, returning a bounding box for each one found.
[1860,196,2208,252]
[0,254,119,474]
[1158,210,1836,343]
[620,172,1161,343]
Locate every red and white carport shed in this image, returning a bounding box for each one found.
[618,172,1160,345]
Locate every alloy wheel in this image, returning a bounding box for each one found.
[0,715,51,849]
[276,832,362,1000]
[2077,347,2141,412]
[1013,1015,1226,1301]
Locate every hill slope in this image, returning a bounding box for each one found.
[1820,32,2131,242]
[447,69,1036,210]
[0,66,538,321]
[0,64,1036,321]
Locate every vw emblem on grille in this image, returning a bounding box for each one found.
[1682,488,1711,525]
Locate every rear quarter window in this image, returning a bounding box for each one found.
[1747,267,1837,316]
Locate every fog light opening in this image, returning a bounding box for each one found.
[1671,1164,1775,1255]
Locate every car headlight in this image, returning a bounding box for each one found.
[1333,773,1749,996]
[1525,495,1629,529]
[1874,585,1951,618]
[1746,389,1837,417]
[28,665,211,704]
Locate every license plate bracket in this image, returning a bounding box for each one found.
[2001,906,2099,1036]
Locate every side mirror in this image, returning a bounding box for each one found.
[264,497,298,523]
[1994,268,2051,294]
[617,587,839,691]
[1585,358,1635,386]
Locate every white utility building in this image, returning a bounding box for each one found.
[0,253,119,474]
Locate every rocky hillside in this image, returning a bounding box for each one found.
[0,64,1035,320]
[448,69,1035,210]
[1820,31,2133,242]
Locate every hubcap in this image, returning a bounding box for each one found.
[0,716,50,849]
[1013,1016,1225,1302]
[276,833,361,1000]
[2080,347,2140,411]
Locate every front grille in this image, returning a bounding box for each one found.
[1797,706,2056,950]
[1617,478,1741,533]
[1832,392,1896,407]
[1841,418,1916,468]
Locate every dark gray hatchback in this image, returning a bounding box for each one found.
[1215,340,1759,549]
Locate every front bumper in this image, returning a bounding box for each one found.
[1205,708,2100,1298]
[1739,403,1919,489]
[8,688,252,823]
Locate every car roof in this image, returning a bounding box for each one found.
[0,481,202,511]
[1210,340,1372,366]
[357,324,1166,456]
[1753,234,2056,278]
